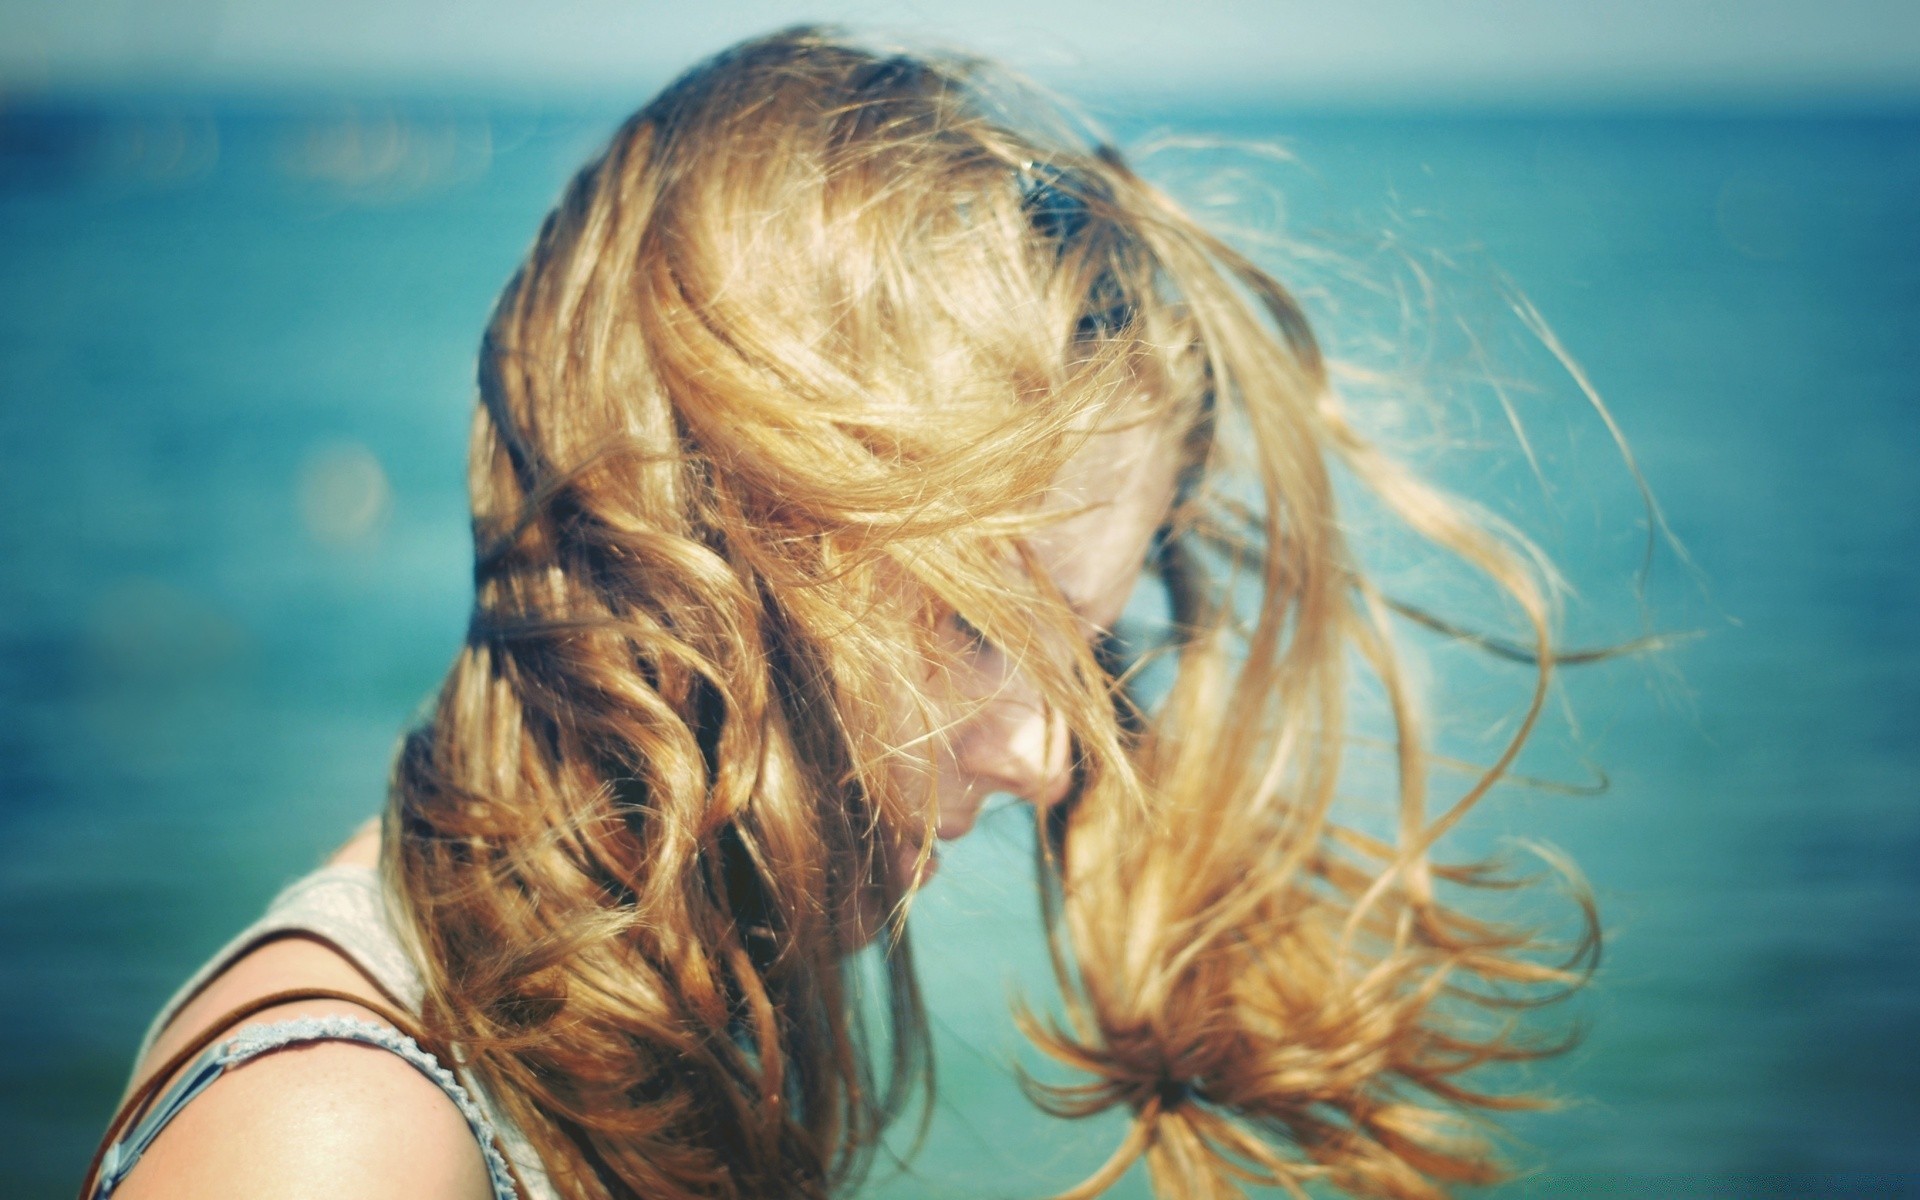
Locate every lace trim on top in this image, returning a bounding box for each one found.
[95,1014,519,1199]
[130,863,556,1199]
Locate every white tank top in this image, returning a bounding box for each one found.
[135,863,559,1200]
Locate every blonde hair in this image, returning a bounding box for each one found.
[387,26,1595,1200]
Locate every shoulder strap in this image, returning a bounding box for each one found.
[139,927,425,1058]
[136,864,427,1069]
[78,986,438,1200]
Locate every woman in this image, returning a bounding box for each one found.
[87,26,1595,1200]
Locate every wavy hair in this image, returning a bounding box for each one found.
[387,26,1597,1200]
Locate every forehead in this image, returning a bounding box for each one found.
[1023,421,1182,629]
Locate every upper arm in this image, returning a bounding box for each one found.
[113,1032,496,1200]
[117,819,497,1200]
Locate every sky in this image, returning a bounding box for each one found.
[4,0,1919,107]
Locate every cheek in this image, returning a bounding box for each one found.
[879,691,931,808]
[882,653,1006,816]
[878,662,960,821]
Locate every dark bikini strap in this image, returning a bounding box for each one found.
[77,986,437,1199]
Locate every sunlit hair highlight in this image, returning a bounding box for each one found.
[387,26,1597,1200]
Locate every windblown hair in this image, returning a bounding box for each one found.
[388,26,1596,1200]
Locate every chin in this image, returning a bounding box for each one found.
[935,806,985,842]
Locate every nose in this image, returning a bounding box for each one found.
[961,696,1074,810]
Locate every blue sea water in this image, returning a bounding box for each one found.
[1,96,1915,1197]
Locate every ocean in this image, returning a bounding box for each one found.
[2,96,1915,1196]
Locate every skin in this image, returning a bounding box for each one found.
[111,423,1182,1198]
[114,823,495,1200]
[894,420,1184,881]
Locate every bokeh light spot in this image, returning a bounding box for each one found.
[298,440,391,546]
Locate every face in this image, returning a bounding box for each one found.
[890,421,1184,884]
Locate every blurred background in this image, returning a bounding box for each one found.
[2,2,1916,1196]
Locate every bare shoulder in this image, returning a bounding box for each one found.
[114,823,495,1199]
[133,818,385,1089]
[114,1032,496,1200]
